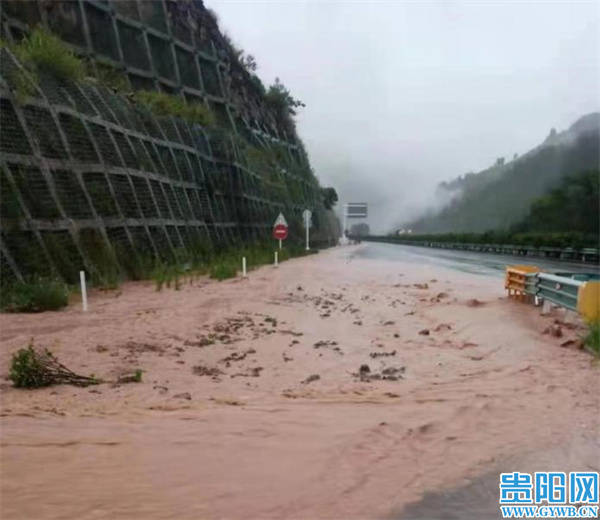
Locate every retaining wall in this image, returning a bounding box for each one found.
[0,0,338,284]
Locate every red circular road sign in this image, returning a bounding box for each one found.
[273,224,288,240]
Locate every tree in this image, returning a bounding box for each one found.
[265,78,305,135]
[240,54,257,72]
[265,78,305,116]
[515,169,599,235]
[321,187,338,210]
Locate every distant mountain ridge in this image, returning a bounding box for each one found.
[407,112,600,233]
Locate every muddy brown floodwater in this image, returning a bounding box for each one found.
[1,245,598,519]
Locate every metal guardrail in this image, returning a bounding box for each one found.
[505,265,540,301]
[536,273,583,312]
[553,272,600,282]
[524,272,538,297]
[362,237,600,263]
[506,267,600,321]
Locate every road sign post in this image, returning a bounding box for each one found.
[273,213,288,250]
[343,203,368,242]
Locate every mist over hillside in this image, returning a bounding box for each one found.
[403,112,600,234]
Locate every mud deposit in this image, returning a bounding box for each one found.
[1,245,598,519]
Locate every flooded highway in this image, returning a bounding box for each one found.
[352,242,600,278]
[1,245,597,520]
[346,244,599,520]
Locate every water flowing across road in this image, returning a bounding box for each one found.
[348,244,599,519]
[1,245,597,520]
[351,242,600,278]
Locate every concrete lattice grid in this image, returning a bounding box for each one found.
[0,0,337,284]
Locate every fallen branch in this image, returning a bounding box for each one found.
[10,342,101,388]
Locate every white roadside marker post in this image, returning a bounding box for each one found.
[242,257,247,277]
[305,220,310,251]
[302,209,312,251]
[80,270,88,312]
[274,251,278,267]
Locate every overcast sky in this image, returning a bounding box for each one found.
[208,0,599,232]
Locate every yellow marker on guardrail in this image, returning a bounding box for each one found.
[505,266,599,322]
[577,281,600,322]
[505,265,540,302]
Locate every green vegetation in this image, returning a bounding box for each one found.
[321,187,339,210]
[3,26,318,190]
[0,239,317,304]
[10,341,100,388]
[265,78,306,136]
[79,232,122,290]
[114,248,154,283]
[149,240,316,286]
[246,146,275,172]
[152,241,214,290]
[134,90,215,126]
[384,169,599,249]
[239,242,278,269]
[13,26,85,81]
[10,344,55,388]
[117,369,144,383]
[1,56,36,103]
[3,29,213,128]
[584,321,600,357]
[202,241,309,282]
[209,258,238,280]
[410,115,599,233]
[91,264,121,291]
[248,73,266,95]
[513,170,599,236]
[1,26,333,298]
[2,26,130,98]
[0,42,33,102]
[265,78,305,118]
[90,62,130,92]
[1,27,84,101]
[1,277,69,313]
[151,262,186,291]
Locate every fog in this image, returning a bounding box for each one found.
[208,1,599,233]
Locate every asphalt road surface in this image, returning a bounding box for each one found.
[353,242,600,278]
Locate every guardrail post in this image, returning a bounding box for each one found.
[541,300,552,315]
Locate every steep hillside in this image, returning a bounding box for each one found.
[514,169,599,236]
[409,113,600,233]
[0,1,339,286]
